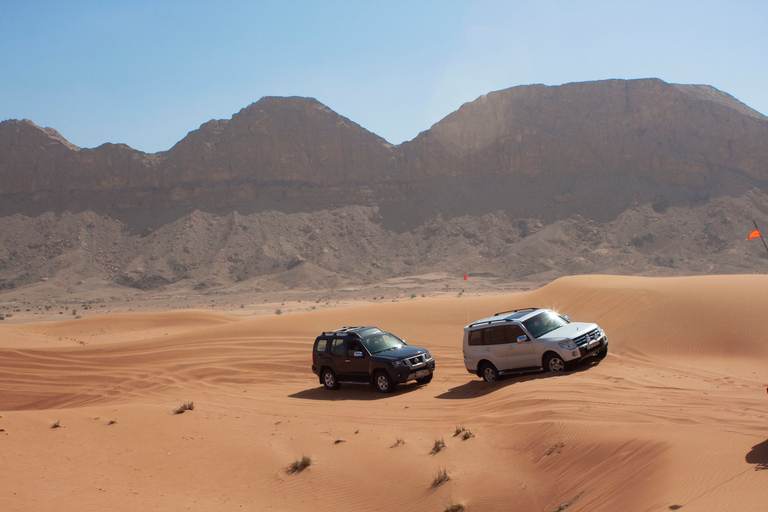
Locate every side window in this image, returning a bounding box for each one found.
[485,326,508,345]
[507,324,527,342]
[347,341,362,357]
[468,329,484,346]
[330,338,345,357]
[315,339,328,353]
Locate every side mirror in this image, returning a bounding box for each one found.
[401,340,408,345]
[353,351,363,357]
[564,316,570,322]
[517,335,528,343]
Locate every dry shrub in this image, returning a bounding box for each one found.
[173,401,195,414]
[431,467,450,488]
[288,455,312,473]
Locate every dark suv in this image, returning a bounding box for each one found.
[311,326,435,393]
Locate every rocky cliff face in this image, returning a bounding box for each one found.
[2,79,767,231]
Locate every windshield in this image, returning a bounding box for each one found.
[522,311,569,338]
[361,332,405,354]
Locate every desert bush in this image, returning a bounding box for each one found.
[444,500,465,512]
[430,438,446,454]
[431,467,449,488]
[275,309,283,315]
[173,401,195,414]
[51,420,61,429]
[288,455,312,473]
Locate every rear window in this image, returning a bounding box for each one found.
[330,338,345,356]
[315,338,328,353]
[468,330,484,346]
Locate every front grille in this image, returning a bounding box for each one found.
[573,328,600,348]
[409,355,425,366]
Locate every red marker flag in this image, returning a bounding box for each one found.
[463,273,467,280]
[747,229,761,240]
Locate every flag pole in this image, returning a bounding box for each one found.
[754,220,768,254]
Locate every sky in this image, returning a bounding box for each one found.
[1,0,766,154]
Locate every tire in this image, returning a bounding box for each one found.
[416,373,433,384]
[374,371,396,393]
[544,354,567,373]
[480,362,499,382]
[595,346,608,359]
[321,368,341,390]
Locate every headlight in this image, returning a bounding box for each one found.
[425,351,431,360]
[559,340,577,350]
[392,360,405,367]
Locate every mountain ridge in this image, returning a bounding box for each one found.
[2,78,768,292]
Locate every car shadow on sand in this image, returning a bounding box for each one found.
[435,357,604,400]
[288,381,429,401]
[746,439,768,470]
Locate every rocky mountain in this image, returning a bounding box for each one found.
[1,78,768,292]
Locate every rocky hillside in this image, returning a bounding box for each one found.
[1,78,768,292]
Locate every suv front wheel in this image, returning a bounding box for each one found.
[544,354,567,373]
[321,368,341,390]
[374,371,396,393]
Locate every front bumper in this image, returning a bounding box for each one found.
[391,358,436,383]
[570,335,608,361]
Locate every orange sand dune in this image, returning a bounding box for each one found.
[0,275,766,511]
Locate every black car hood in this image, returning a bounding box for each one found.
[371,345,427,361]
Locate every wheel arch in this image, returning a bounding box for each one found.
[541,350,563,366]
[475,359,494,377]
[318,365,333,382]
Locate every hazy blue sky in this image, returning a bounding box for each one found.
[1,0,766,153]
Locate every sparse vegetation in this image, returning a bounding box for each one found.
[275,309,282,315]
[391,437,405,447]
[444,500,466,512]
[173,401,195,414]
[454,425,465,437]
[107,419,117,425]
[51,420,61,429]
[431,467,450,488]
[462,429,474,440]
[288,455,312,473]
[430,438,446,454]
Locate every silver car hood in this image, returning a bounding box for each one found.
[537,322,598,340]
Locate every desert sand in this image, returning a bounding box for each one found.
[1,274,767,511]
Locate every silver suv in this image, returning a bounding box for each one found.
[463,308,607,382]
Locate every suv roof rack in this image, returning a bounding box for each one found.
[494,307,541,317]
[321,326,370,337]
[467,317,513,328]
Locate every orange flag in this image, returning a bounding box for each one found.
[463,273,467,280]
[747,229,761,240]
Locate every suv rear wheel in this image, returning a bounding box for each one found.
[374,370,396,393]
[480,362,499,382]
[544,354,566,373]
[321,368,341,390]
